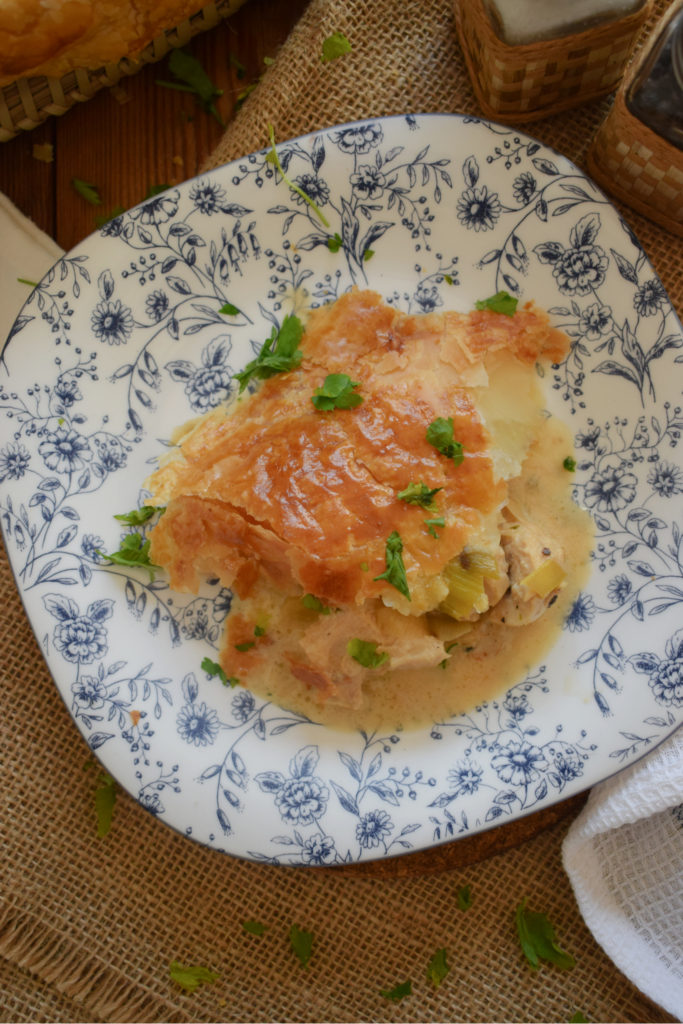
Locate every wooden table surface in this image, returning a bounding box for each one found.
[0,0,308,251]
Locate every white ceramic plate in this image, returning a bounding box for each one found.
[2,114,682,865]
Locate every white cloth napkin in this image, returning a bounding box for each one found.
[563,728,683,1020]
[0,192,63,347]
[2,190,682,1020]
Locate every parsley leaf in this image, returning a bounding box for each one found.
[234,315,304,393]
[113,505,165,526]
[241,919,268,936]
[265,124,330,227]
[515,899,576,971]
[397,481,442,511]
[425,515,445,538]
[289,924,314,967]
[321,31,352,62]
[169,960,220,993]
[374,530,411,600]
[156,48,224,126]
[563,456,577,472]
[98,533,159,580]
[72,178,102,206]
[311,373,363,411]
[94,771,117,837]
[327,232,343,252]
[201,656,238,688]
[475,290,518,316]
[94,205,126,228]
[301,594,331,615]
[380,980,412,1002]
[426,948,450,989]
[347,638,389,668]
[456,884,473,910]
[219,301,241,317]
[144,183,169,199]
[426,417,464,466]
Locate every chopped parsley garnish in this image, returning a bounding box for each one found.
[72,178,102,206]
[114,505,165,526]
[266,124,330,227]
[311,373,363,411]
[156,48,224,125]
[426,948,450,989]
[201,656,238,688]
[515,899,576,971]
[327,232,343,252]
[397,481,442,511]
[145,183,170,198]
[254,625,266,637]
[374,530,410,600]
[94,205,126,228]
[425,515,445,538]
[321,31,352,62]
[234,314,304,392]
[444,274,454,285]
[426,417,464,466]
[301,594,331,615]
[380,980,412,1002]
[456,884,473,910]
[168,960,220,993]
[98,533,158,580]
[94,770,117,837]
[241,919,268,936]
[32,142,54,163]
[475,290,518,316]
[218,301,241,317]
[347,638,389,669]
[363,248,374,261]
[235,641,255,652]
[563,456,577,472]
[289,924,314,967]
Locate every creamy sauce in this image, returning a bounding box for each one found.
[235,415,593,733]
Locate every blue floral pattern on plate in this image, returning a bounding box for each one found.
[1,114,682,864]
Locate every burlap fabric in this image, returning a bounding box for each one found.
[2,0,682,1021]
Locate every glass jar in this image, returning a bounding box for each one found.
[626,1,683,150]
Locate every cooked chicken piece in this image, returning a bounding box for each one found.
[492,520,566,626]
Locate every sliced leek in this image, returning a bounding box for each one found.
[519,558,566,598]
[459,548,500,578]
[440,560,488,620]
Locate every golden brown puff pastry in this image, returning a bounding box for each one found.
[0,0,209,85]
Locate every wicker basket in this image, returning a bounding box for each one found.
[454,0,652,123]
[586,25,683,237]
[0,0,246,143]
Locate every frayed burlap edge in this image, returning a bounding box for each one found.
[0,903,183,1024]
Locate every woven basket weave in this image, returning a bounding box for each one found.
[0,0,246,143]
[454,0,652,123]
[586,22,683,237]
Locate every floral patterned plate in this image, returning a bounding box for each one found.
[1,114,682,866]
